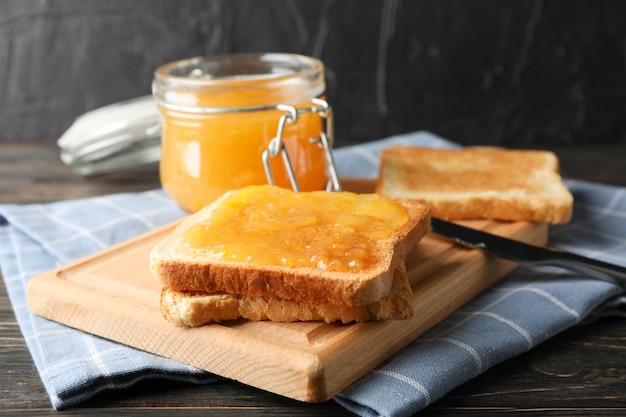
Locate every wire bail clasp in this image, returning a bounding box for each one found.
[262,98,341,193]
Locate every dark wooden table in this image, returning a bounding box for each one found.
[2,140,626,416]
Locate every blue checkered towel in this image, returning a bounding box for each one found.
[1,131,624,416]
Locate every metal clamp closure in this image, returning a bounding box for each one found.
[262,98,341,192]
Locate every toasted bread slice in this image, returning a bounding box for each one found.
[376,146,573,224]
[160,264,413,326]
[150,185,431,307]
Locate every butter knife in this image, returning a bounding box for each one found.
[430,218,626,285]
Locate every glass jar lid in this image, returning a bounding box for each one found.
[57,96,160,176]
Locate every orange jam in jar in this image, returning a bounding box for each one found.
[153,53,336,212]
[183,185,410,273]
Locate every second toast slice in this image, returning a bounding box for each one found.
[376,146,573,224]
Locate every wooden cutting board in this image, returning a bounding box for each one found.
[26,178,548,403]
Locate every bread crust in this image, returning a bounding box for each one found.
[160,264,413,326]
[376,146,573,224]
[150,188,431,307]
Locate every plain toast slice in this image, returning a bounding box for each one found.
[160,264,413,326]
[151,185,431,307]
[376,146,573,224]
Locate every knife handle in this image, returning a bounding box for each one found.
[431,218,626,286]
[534,251,626,286]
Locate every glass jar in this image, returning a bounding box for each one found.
[152,53,339,212]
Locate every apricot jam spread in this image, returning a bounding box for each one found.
[182,185,409,272]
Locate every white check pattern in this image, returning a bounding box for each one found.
[1,131,624,416]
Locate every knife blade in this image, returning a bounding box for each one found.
[430,218,626,285]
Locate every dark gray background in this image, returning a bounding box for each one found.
[1,0,625,147]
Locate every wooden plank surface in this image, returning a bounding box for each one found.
[25,214,547,402]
